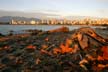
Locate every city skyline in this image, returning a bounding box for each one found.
[0,0,108,18]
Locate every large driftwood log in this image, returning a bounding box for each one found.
[48,26,69,33]
[71,27,107,50]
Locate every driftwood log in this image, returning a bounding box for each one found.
[70,27,107,50]
[48,26,69,33]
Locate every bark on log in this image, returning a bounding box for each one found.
[48,26,69,33]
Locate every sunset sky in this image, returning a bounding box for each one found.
[0,0,108,18]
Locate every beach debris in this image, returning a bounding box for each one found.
[35,58,41,64]
[26,44,36,50]
[0,26,108,72]
[45,37,49,41]
[101,46,108,60]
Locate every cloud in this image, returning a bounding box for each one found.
[95,0,108,3]
[98,0,108,2]
[0,9,108,19]
[0,10,60,18]
[96,9,108,18]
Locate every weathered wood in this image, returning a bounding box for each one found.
[71,27,107,50]
[48,26,69,33]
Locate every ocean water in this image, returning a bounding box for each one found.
[0,25,105,35]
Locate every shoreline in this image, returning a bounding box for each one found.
[0,25,108,38]
[0,24,108,26]
[0,27,108,42]
[0,25,108,36]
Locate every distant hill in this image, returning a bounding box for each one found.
[0,16,40,22]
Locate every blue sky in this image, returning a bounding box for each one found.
[0,0,108,18]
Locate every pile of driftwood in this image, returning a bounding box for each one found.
[49,27,108,71]
[69,27,108,71]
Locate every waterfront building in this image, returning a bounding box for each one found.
[11,19,17,24]
[30,20,36,24]
[10,17,108,25]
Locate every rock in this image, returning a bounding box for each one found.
[0,33,4,37]
[0,64,6,69]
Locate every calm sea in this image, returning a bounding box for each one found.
[0,25,105,35]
